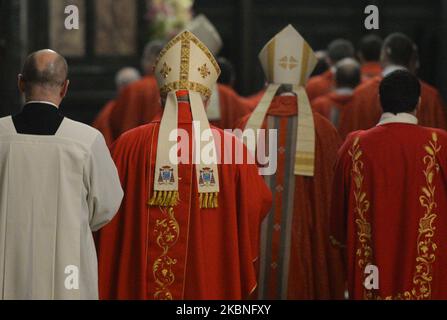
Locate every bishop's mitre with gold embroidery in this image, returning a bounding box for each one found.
[245,24,318,176]
[149,30,221,209]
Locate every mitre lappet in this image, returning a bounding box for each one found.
[245,25,318,176]
[149,30,221,209]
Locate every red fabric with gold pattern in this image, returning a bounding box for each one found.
[95,90,272,300]
[331,124,447,299]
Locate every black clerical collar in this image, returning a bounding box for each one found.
[12,102,64,135]
[25,100,59,109]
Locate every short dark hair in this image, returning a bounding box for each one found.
[358,34,383,62]
[21,51,68,90]
[382,33,416,67]
[379,70,421,114]
[327,39,355,64]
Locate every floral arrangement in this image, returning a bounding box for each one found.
[146,0,194,41]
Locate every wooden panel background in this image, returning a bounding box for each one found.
[1,0,446,123]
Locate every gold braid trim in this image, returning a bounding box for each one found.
[153,207,180,300]
[351,133,440,300]
[349,137,375,299]
[383,132,440,300]
[149,191,180,207]
[199,192,219,209]
[159,81,212,99]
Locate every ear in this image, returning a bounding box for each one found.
[17,74,25,93]
[60,79,70,98]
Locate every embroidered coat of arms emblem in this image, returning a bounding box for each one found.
[158,166,175,185]
[199,167,216,187]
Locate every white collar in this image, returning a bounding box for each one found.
[25,101,59,109]
[334,88,354,96]
[382,65,408,77]
[377,112,418,126]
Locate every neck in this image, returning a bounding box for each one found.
[25,97,60,108]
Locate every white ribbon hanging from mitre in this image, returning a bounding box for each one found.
[150,30,221,209]
[244,24,318,177]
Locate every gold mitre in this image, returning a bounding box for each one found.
[154,30,221,99]
[187,14,223,56]
[259,24,317,86]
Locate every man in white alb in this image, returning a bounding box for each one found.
[0,49,123,300]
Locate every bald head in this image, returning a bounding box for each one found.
[22,49,68,90]
[335,58,361,89]
[18,49,69,105]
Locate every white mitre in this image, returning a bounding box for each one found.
[259,24,317,86]
[151,30,221,209]
[246,25,318,177]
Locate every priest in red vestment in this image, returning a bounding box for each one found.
[331,70,447,299]
[238,25,345,300]
[95,30,272,300]
[357,34,383,81]
[107,40,165,142]
[93,67,141,146]
[312,58,361,140]
[306,39,355,101]
[343,33,447,135]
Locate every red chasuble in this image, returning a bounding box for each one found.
[108,75,162,142]
[305,70,334,102]
[209,84,252,130]
[96,93,272,300]
[246,90,266,111]
[361,62,382,81]
[331,124,447,299]
[342,76,447,135]
[238,96,345,300]
[92,100,116,147]
[312,92,355,140]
